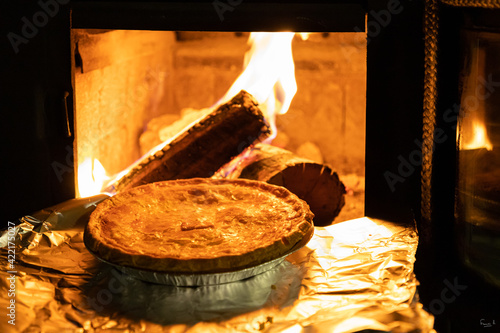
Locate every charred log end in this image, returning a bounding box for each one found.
[237,144,346,226]
[267,163,346,226]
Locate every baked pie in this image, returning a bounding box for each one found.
[84,178,314,273]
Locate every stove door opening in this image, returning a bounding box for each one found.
[72,30,366,226]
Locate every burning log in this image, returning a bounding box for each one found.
[227,144,346,226]
[107,91,270,192]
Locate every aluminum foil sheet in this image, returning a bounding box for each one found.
[0,198,435,332]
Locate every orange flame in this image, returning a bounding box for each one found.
[461,119,493,151]
[298,32,311,41]
[459,43,493,151]
[77,158,109,197]
[218,32,298,139]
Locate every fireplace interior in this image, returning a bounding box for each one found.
[72,29,366,223]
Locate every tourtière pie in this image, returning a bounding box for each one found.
[84,178,314,273]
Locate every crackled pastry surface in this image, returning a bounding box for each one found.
[84,178,314,273]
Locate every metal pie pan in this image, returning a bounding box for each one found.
[88,230,313,286]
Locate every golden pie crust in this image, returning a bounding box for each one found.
[84,178,314,273]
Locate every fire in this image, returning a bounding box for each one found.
[77,32,300,194]
[461,119,493,151]
[218,32,298,139]
[77,158,109,197]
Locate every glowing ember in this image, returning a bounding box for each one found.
[218,32,298,140]
[77,158,109,197]
[462,119,493,151]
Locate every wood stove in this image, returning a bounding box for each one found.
[2,0,499,331]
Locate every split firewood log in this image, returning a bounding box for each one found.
[222,143,346,226]
[106,90,270,193]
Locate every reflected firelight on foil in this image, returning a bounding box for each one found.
[77,32,301,198]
